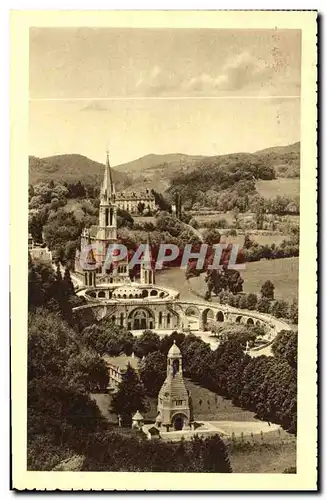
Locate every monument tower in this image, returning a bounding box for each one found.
[157,341,191,431]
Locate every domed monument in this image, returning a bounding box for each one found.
[157,341,192,431]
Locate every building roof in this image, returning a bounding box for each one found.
[168,340,181,357]
[85,246,96,266]
[158,373,189,400]
[103,354,139,372]
[132,410,144,421]
[147,426,160,435]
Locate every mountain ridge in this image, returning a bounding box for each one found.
[29,142,300,190]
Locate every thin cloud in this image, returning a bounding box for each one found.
[134,52,297,96]
[186,52,275,92]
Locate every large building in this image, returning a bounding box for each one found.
[103,354,140,392]
[74,152,182,331]
[115,189,155,214]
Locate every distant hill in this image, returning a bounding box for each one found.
[254,141,300,156]
[29,154,130,188]
[29,142,300,190]
[114,153,206,191]
[114,142,300,190]
[254,142,300,178]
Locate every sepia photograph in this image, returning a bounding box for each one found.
[11,10,317,491]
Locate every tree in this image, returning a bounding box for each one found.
[271,330,297,369]
[261,280,275,300]
[225,268,244,294]
[243,234,254,249]
[246,293,258,311]
[288,299,298,324]
[28,309,107,470]
[28,212,46,243]
[81,322,134,357]
[63,267,75,296]
[151,189,171,212]
[271,300,289,319]
[257,297,271,314]
[117,209,134,229]
[139,351,166,396]
[137,202,145,214]
[134,330,161,358]
[110,364,147,425]
[203,228,221,245]
[238,294,248,310]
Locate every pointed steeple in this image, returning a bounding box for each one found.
[140,233,155,285]
[101,149,115,202]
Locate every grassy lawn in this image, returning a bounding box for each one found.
[91,379,260,424]
[133,215,156,225]
[241,257,299,302]
[256,178,300,199]
[228,441,296,473]
[219,232,287,247]
[156,258,299,303]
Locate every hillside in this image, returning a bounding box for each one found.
[29,154,130,188]
[114,153,206,191]
[254,142,300,178]
[29,142,300,192]
[114,142,300,191]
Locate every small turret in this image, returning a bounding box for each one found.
[140,233,155,285]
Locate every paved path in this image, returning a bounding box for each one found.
[143,419,281,442]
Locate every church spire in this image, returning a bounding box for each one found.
[101,149,115,202]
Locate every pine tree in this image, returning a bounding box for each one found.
[63,267,75,296]
[110,364,147,426]
[261,280,275,300]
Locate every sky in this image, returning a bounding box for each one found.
[29,28,301,165]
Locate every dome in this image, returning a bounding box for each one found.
[168,340,181,357]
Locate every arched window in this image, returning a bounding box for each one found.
[142,290,149,298]
[98,290,105,298]
[159,312,162,327]
[120,313,124,326]
[217,311,224,322]
[150,289,157,297]
[167,313,171,327]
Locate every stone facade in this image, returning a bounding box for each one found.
[103,354,139,391]
[115,189,155,214]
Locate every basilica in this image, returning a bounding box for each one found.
[74,152,183,331]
